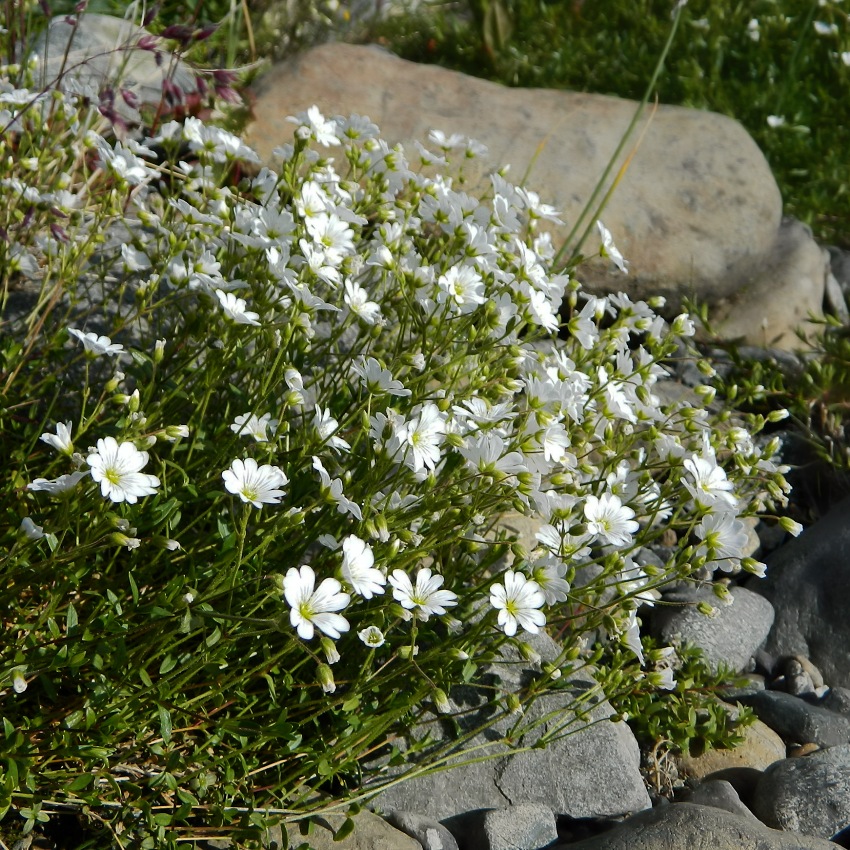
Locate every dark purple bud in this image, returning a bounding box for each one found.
[154,49,164,67]
[120,88,140,109]
[194,75,208,98]
[195,25,218,41]
[64,15,78,25]
[50,208,69,219]
[137,34,159,51]
[161,77,185,106]
[215,85,242,105]
[212,68,238,86]
[142,3,160,26]
[75,0,88,12]
[50,223,70,243]
[160,24,194,44]
[0,227,8,242]
[39,0,52,17]
[22,207,34,228]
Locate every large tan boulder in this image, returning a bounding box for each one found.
[245,43,829,349]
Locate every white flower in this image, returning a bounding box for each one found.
[20,517,44,540]
[766,115,786,129]
[283,565,350,640]
[814,20,838,36]
[87,438,160,504]
[358,625,386,648]
[394,403,446,474]
[458,432,527,478]
[344,279,382,324]
[683,454,737,508]
[27,471,87,495]
[437,265,485,313]
[40,421,73,454]
[351,357,411,397]
[341,535,386,599]
[489,569,546,636]
[312,456,362,519]
[696,511,749,572]
[842,52,850,67]
[583,493,639,547]
[596,221,628,274]
[314,405,351,452]
[11,667,27,695]
[215,289,260,325]
[531,560,571,605]
[68,328,125,357]
[291,105,340,147]
[388,567,458,621]
[222,458,288,508]
[230,412,278,442]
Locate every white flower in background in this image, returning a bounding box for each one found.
[388,567,458,621]
[230,412,278,442]
[222,458,288,508]
[312,456,362,519]
[814,20,838,36]
[437,265,486,313]
[458,431,527,478]
[341,535,385,599]
[215,289,260,325]
[314,406,351,452]
[393,403,446,474]
[27,471,87,495]
[842,52,850,67]
[87,438,160,504]
[351,357,411,397]
[68,328,124,357]
[40,421,73,455]
[596,220,628,274]
[283,565,350,640]
[696,511,750,572]
[767,115,786,129]
[344,278,382,324]
[290,105,340,147]
[358,625,386,648]
[11,667,27,695]
[20,517,44,540]
[746,18,760,41]
[584,493,639,547]
[489,569,546,636]
[531,560,571,605]
[683,454,737,508]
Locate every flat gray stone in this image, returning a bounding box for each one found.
[752,744,850,838]
[737,690,850,748]
[652,585,774,674]
[546,802,840,850]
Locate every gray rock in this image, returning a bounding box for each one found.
[27,13,199,127]
[686,779,759,821]
[752,744,850,838]
[545,802,839,849]
[652,585,775,674]
[445,804,557,850]
[287,810,420,850]
[366,632,650,820]
[748,495,850,690]
[244,42,827,349]
[737,690,850,747]
[824,687,850,716]
[385,812,459,850]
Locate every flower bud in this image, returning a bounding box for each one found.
[164,425,190,440]
[696,601,718,618]
[317,663,336,694]
[398,644,419,659]
[767,408,790,423]
[154,339,166,363]
[505,693,523,716]
[11,667,27,694]
[432,688,451,714]
[320,637,341,665]
[128,389,141,413]
[779,516,803,537]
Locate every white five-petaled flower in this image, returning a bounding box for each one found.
[596,221,628,274]
[489,569,546,636]
[283,565,350,640]
[695,511,750,572]
[388,567,457,621]
[683,454,737,508]
[393,403,446,474]
[351,356,411,397]
[27,471,87,495]
[68,328,125,357]
[222,458,288,508]
[215,289,260,325]
[230,412,278,442]
[344,278,382,324]
[40,421,74,454]
[87,437,160,504]
[583,493,639,547]
[20,517,45,540]
[437,265,486,313]
[358,625,386,648]
[314,405,351,452]
[341,535,386,599]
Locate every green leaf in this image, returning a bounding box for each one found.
[158,706,173,744]
[139,668,153,688]
[333,817,355,842]
[67,774,94,792]
[159,655,178,675]
[66,603,78,632]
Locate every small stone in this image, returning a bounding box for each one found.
[384,812,459,850]
[737,690,850,747]
[686,779,759,821]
